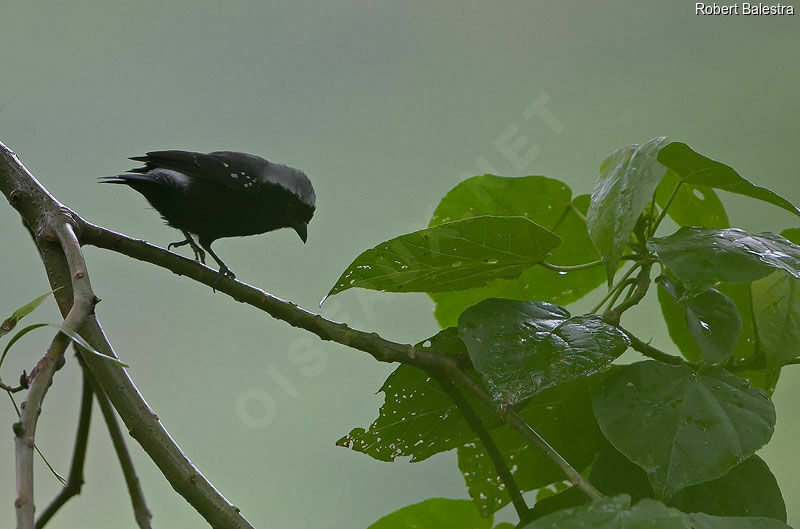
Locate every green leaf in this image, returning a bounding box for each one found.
[457,376,607,516]
[457,299,628,406]
[1,323,128,369]
[520,496,687,529]
[592,361,775,500]
[520,495,790,529]
[586,137,668,283]
[657,142,800,218]
[647,227,800,294]
[654,170,729,229]
[751,270,800,367]
[528,487,586,522]
[589,445,656,503]
[658,281,755,365]
[366,498,493,529]
[337,329,494,462]
[0,288,60,338]
[325,216,561,299]
[429,176,604,328]
[0,323,49,369]
[590,446,786,520]
[670,456,786,521]
[657,278,741,365]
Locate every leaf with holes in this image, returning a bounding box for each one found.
[458,299,628,406]
[457,375,607,516]
[647,227,800,294]
[592,361,775,500]
[428,175,605,327]
[336,328,494,462]
[325,216,561,299]
[586,137,668,283]
[654,169,729,229]
[657,142,800,218]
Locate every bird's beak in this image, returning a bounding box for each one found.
[294,223,308,244]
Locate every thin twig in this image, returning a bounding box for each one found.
[603,263,653,325]
[36,369,93,528]
[435,376,528,517]
[15,222,97,529]
[0,141,255,529]
[1,139,600,522]
[90,375,153,529]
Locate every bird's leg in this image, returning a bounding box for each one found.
[199,240,236,279]
[168,231,206,264]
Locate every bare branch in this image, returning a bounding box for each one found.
[36,368,93,528]
[90,375,153,529]
[1,140,256,529]
[15,222,97,529]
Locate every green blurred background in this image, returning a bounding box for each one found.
[1,1,798,527]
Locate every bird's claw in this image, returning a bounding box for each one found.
[219,267,236,279]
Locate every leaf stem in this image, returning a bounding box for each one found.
[539,259,603,272]
[650,181,682,237]
[589,263,641,314]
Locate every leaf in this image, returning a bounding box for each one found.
[0,323,128,369]
[325,216,561,299]
[657,277,741,365]
[366,498,493,529]
[751,269,800,368]
[647,227,800,294]
[654,170,729,229]
[457,299,628,406]
[528,486,586,521]
[429,176,605,327]
[457,376,607,516]
[520,495,790,529]
[0,323,49,369]
[592,361,775,500]
[657,142,800,218]
[669,456,786,521]
[520,496,688,529]
[590,446,786,520]
[0,288,60,338]
[586,137,668,283]
[337,329,494,462]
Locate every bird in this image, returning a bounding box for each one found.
[101,150,316,278]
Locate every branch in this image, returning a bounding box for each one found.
[36,368,93,528]
[1,139,598,520]
[90,374,153,529]
[1,141,256,529]
[15,222,97,529]
[435,376,528,517]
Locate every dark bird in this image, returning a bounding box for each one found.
[101,150,316,278]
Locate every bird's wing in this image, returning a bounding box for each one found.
[129,150,271,193]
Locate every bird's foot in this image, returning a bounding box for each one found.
[168,237,206,264]
[218,266,236,279]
